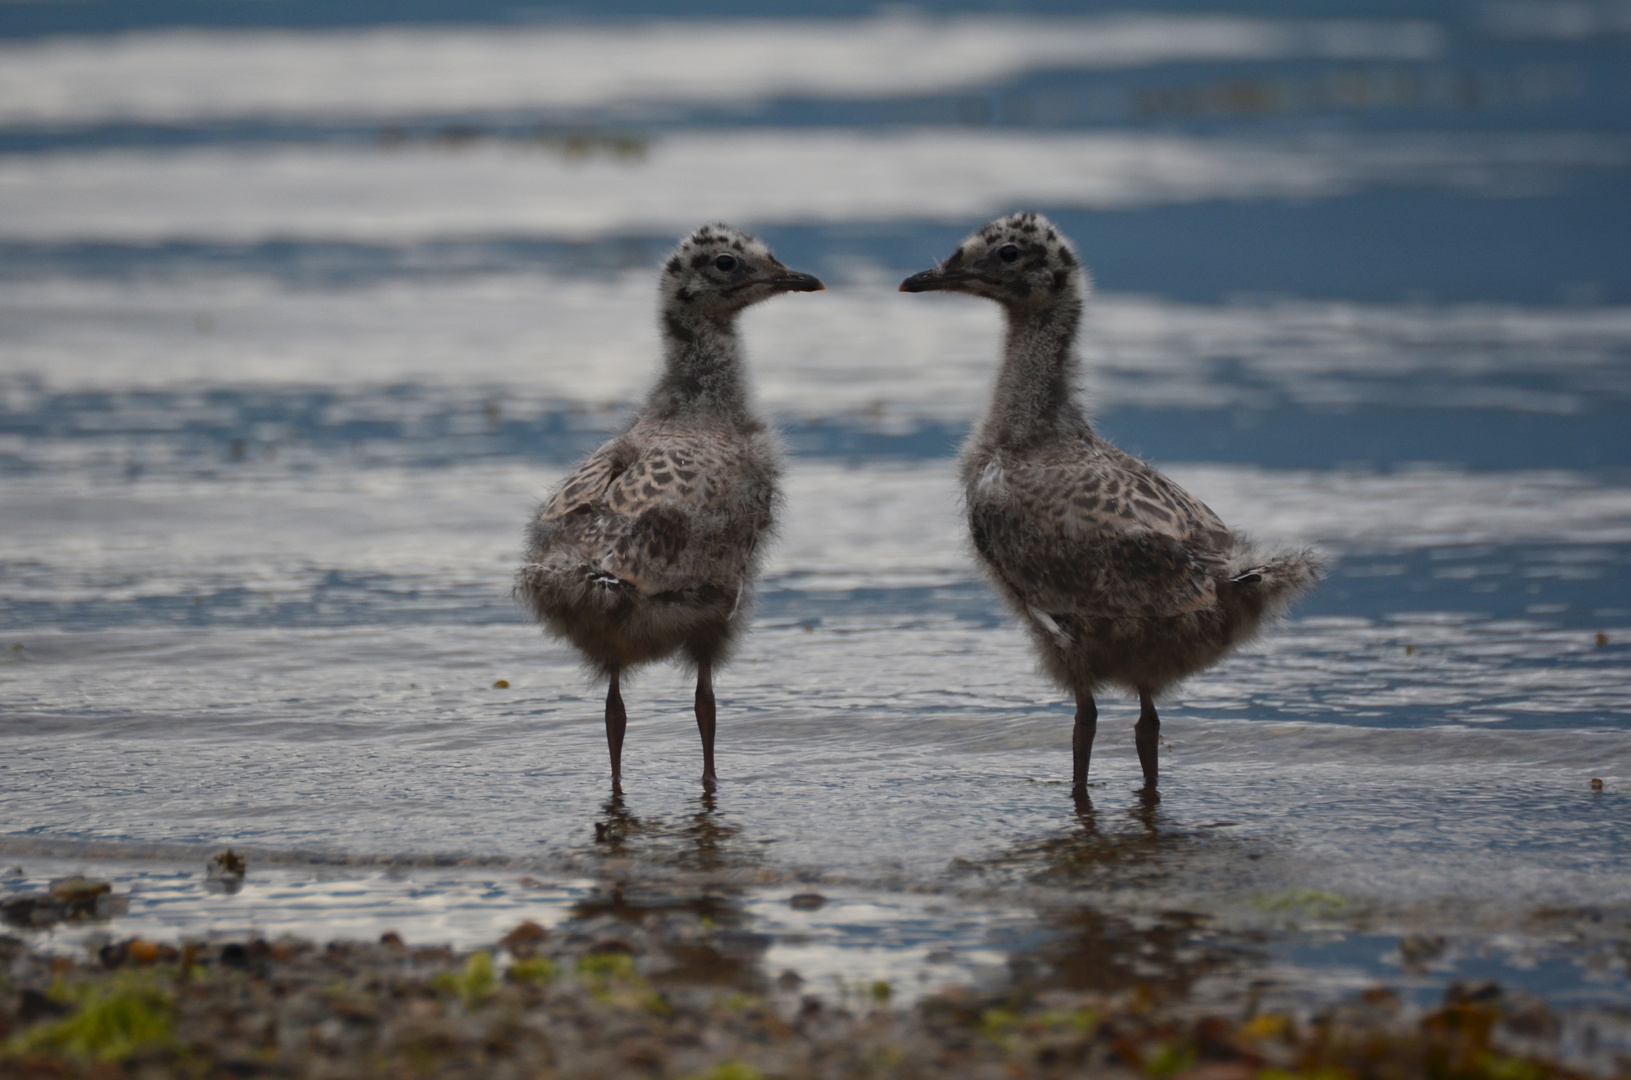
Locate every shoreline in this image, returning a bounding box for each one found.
[3,854,1628,1079]
[3,918,1616,1080]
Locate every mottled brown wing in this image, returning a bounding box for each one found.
[571,434,767,595]
[543,439,634,520]
[1094,452,1232,552]
[599,439,719,520]
[970,453,1231,619]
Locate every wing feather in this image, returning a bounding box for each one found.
[545,439,633,519]
[970,447,1232,620]
[541,430,770,596]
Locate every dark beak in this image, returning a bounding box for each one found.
[899,267,970,293]
[773,271,825,293]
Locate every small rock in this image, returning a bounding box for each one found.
[1596,632,1609,647]
[127,938,161,964]
[50,875,111,912]
[1500,990,1560,1038]
[129,938,179,964]
[1,894,60,928]
[493,679,510,689]
[789,893,826,910]
[776,969,804,989]
[380,931,405,947]
[208,849,247,879]
[1444,980,1502,1005]
[269,939,305,962]
[1398,934,1445,968]
[499,920,549,957]
[1590,778,1604,791]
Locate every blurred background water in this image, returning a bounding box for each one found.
[0,0,1628,1052]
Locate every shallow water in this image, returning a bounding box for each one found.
[1,0,1629,1064]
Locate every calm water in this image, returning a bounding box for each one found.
[1,0,1628,1061]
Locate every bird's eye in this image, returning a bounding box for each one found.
[998,244,1020,264]
[713,254,738,272]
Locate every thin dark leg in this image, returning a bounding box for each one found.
[695,659,717,787]
[605,667,627,787]
[1072,689,1098,794]
[1135,688,1160,790]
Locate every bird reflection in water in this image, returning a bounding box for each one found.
[1012,902,1245,1002]
[1129,785,1161,833]
[577,789,766,989]
[1070,786,1161,834]
[589,789,749,874]
[677,788,740,873]
[1002,789,1255,1001]
[590,789,649,857]
[1000,787,1175,889]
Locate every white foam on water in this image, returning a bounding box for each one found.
[0,16,1444,127]
[2,461,1629,611]
[4,274,1628,422]
[3,130,1623,243]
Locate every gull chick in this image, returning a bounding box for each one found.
[901,212,1322,793]
[518,223,823,788]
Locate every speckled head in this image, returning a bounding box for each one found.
[899,212,1091,309]
[659,223,823,320]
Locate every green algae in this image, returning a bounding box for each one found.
[5,972,175,1062]
[433,949,496,1009]
[506,956,557,983]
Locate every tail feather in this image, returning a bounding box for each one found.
[1229,545,1326,614]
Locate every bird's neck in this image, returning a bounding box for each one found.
[648,308,751,419]
[978,300,1089,447]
